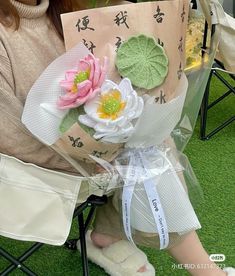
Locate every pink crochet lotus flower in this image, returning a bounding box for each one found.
[57,54,109,109]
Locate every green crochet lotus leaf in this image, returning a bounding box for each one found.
[116,34,169,90]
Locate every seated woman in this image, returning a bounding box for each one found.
[0,0,234,275]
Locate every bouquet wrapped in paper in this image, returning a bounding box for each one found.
[22,0,204,249]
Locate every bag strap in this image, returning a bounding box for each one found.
[199,0,229,62]
[199,0,227,25]
[200,1,235,73]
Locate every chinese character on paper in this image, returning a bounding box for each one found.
[153,6,165,23]
[155,90,166,104]
[68,136,84,148]
[76,16,95,32]
[157,38,164,47]
[92,150,108,158]
[114,11,129,29]
[181,5,186,22]
[115,36,123,51]
[83,39,96,54]
[178,37,183,52]
[177,62,183,80]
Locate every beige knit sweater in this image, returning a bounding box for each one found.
[0,0,76,172]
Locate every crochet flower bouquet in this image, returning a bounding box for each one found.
[22,0,202,249]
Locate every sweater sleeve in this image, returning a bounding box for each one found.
[0,44,77,173]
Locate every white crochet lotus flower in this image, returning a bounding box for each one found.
[79,78,144,143]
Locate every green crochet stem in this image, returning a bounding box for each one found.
[59,106,95,136]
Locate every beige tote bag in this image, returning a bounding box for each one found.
[0,153,108,245]
[199,0,235,73]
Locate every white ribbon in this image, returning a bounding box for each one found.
[91,146,185,250]
[116,152,138,244]
[137,150,169,249]
[120,147,170,249]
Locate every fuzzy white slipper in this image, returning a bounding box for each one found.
[223,267,235,276]
[77,230,155,276]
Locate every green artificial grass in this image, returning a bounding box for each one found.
[0,73,234,275]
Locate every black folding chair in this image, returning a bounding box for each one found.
[200,59,235,140]
[200,4,235,140]
[0,194,107,276]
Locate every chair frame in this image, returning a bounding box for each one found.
[200,22,235,140]
[0,195,107,276]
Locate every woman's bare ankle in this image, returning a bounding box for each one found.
[90,231,147,273]
[90,230,120,248]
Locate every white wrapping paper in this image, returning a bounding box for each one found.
[22,43,90,145]
[127,74,188,147]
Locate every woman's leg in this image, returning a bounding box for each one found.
[91,230,227,275]
[90,231,147,272]
[92,191,227,275]
[91,192,148,272]
[168,231,226,276]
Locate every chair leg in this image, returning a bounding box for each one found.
[204,116,235,139]
[84,206,96,232]
[78,213,89,276]
[64,206,97,251]
[65,196,107,275]
[0,243,42,276]
[200,70,213,140]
